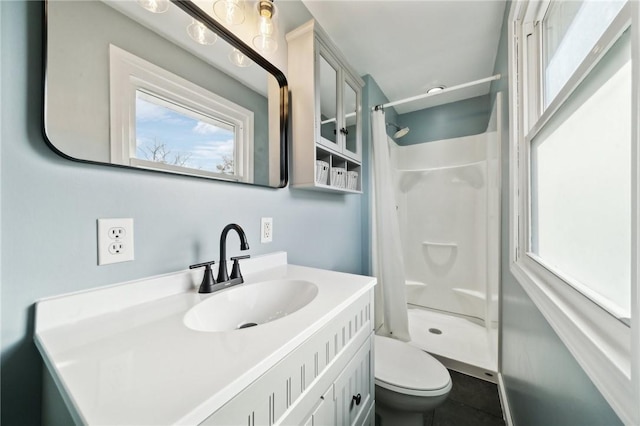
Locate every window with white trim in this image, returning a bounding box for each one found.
[109,45,253,182]
[510,1,638,423]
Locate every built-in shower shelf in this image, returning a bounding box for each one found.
[452,288,487,301]
[422,241,458,248]
[452,288,488,321]
[397,160,485,174]
[397,160,485,193]
[406,280,428,287]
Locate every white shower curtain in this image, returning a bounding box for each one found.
[371,108,410,342]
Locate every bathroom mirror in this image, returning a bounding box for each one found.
[44,0,288,187]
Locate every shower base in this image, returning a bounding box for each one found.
[407,307,498,383]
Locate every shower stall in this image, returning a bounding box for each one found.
[390,94,502,380]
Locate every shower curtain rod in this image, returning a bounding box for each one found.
[374,74,501,111]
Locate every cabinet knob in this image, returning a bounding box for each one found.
[352,393,362,406]
[340,127,349,135]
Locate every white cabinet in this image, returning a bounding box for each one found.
[302,339,375,426]
[303,386,335,426]
[301,338,374,426]
[334,339,374,426]
[201,289,375,426]
[287,20,365,193]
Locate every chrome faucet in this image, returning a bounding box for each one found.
[217,223,250,284]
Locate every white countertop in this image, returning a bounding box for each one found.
[34,252,376,425]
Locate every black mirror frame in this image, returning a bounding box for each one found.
[42,0,289,188]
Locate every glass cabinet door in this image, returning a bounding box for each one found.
[342,79,360,161]
[317,52,339,150]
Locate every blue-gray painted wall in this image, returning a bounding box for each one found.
[490,3,622,424]
[396,94,492,145]
[0,2,363,424]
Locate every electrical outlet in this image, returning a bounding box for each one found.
[108,227,126,240]
[108,242,125,255]
[98,218,134,265]
[261,217,273,243]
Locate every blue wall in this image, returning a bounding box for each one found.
[0,2,363,423]
[396,94,492,145]
[490,3,622,424]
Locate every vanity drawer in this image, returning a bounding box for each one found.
[201,289,374,426]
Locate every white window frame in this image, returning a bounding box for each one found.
[109,45,254,182]
[509,1,639,424]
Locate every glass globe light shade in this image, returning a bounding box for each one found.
[252,34,278,54]
[137,0,170,13]
[213,0,245,25]
[187,19,217,45]
[252,2,278,54]
[229,48,253,67]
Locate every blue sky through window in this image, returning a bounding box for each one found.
[135,93,235,174]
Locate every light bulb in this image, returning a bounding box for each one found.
[137,0,169,13]
[187,19,217,45]
[253,0,277,53]
[213,0,245,25]
[257,14,274,37]
[229,48,252,67]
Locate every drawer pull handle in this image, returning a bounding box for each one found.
[352,394,362,406]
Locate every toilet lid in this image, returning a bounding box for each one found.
[375,335,451,397]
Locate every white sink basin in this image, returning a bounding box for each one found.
[184,279,319,332]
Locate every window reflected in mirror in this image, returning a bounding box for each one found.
[135,92,239,177]
[110,45,254,182]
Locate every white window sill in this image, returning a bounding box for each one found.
[509,257,634,424]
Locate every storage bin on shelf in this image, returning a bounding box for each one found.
[331,167,346,188]
[315,160,329,185]
[347,171,358,190]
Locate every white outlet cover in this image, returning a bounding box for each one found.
[261,217,273,243]
[98,218,134,265]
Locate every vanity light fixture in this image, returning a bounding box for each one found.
[229,48,253,67]
[187,18,217,45]
[253,0,278,54]
[213,0,245,25]
[136,0,169,13]
[427,85,446,94]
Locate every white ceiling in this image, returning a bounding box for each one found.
[106,0,506,115]
[300,0,506,114]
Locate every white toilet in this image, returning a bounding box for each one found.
[374,335,452,426]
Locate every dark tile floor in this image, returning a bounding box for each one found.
[375,369,505,426]
[424,370,505,426]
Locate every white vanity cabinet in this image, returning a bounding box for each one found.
[34,253,376,425]
[287,20,365,194]
[301,338,373,426]
[333,339,374,426]
[201,289,375,426]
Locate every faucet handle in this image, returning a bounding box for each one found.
[189,260,216,269]
[189,260,217,293]
[230,255,250,281]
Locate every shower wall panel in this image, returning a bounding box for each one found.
[393,134,496,322]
